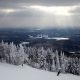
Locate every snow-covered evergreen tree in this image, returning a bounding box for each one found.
[9,42,17,64]
[55,50,61,71]
[51,51,56,71]
[60,51,65,72]
[0,41,80,75]
[18,44,25,64]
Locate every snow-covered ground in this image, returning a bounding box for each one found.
[21,42,30,45]
[0,62,80,80]
[29,35,69,41]
[45,37,69,40]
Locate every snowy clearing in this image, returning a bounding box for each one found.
[0,63,80,80]
[46,37,69,40]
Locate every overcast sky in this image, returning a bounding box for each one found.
[0,0,80,28]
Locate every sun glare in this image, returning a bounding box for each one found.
[28,5,72,16]
[1,9,16,14]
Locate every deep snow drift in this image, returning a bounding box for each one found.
[0,63,80,80]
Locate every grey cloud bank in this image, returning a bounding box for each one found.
[0,0,80,6]
[0,0,80,28]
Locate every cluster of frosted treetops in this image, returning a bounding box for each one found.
[0,41,80,75]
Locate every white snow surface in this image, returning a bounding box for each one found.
[29,35,69,41]
[46,37,69,40]
[0,62,80,80]
[21,42,30,45]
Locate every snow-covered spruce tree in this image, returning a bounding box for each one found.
[74,57,80,75]
[60,51,66,72]
[17,44,25,65]
[64,55,69,72]
[0,40,5,62]
[3,42,10,63]
[9,42,18,64]
[51,51,56,71]
[24,47,32,65]
[67,57,72,73]
[42,49,48,70]
[46,48,54,71]
[55,50,61,71]
[40,47,47,70]
[32,47,41,68]
[28,47,35,66]
[78,59,80,75]
[71,58,76,74]
[23,46,30,64]
[66,57,80,75]
[36,47,45,69]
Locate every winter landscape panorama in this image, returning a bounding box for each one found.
[0,0,80,80]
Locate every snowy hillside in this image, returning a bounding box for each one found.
[0,63,80,80]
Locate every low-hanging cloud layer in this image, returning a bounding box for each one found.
[0,0,80,28]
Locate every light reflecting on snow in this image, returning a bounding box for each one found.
[29,34,69,40]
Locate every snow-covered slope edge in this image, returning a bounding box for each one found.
[0,63,80,80]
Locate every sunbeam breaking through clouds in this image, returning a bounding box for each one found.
[0,0,80,28]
